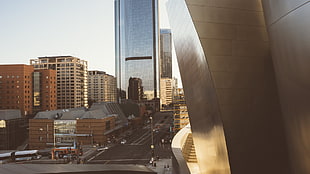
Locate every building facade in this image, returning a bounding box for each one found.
[160,29,172,78]
[76,117,115,146]
[0,65,57,117]
[88,71,117,103]
[0,65,34,117]
[173,88,189,133]
[160,78,173,106]
[115,0,159,102]
[0,110,27,150]
[33,69,57,113]
[30,56,88,109]
[29,102,127,149]
[128,77,144,101]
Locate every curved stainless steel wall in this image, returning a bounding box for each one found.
[166,0,291,173]
[262,1,310,174]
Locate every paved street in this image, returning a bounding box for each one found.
[88,111,173,165]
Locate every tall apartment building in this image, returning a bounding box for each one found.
[88,71,117,103]
[160,78,173,106]
[30,56,88,109]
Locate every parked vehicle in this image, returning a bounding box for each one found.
[121,139,127,144]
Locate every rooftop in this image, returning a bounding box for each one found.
[0,110,22,120]
[33,103,128,126]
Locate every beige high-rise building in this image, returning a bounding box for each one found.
[88,71,117,103]
[30,56,88,109]
[160,78,173,106]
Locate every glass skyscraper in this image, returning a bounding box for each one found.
[160,29,172,78]
[115,0,159,102]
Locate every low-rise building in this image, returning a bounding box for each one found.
[29,103,127,149]
[0,110,27,150]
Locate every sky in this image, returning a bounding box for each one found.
[0,0,181,86]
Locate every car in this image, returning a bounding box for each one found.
[97,146,108,151]
[96,147,105,152]
[120,139,127,144]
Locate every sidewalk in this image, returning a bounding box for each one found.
[147,158,172,174]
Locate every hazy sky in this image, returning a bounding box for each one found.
[0,0,181,85]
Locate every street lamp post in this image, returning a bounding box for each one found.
[150,116,154,160]
[53,121,56,148]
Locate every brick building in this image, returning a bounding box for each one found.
[0,65,57,117]
[76,116,116,146]
[33,69,57,113]
[0,65,34,117]
[0,110,27,150]
[29,103,127,149]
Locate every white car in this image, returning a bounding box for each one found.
[97,146,108,151]
[96,147,105,152]
[121,139,127,144]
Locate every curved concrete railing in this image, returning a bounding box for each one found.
[171,124,197,174]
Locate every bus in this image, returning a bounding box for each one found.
[0,150,41,163]
[14,150,42,162]
[0,152,12,164]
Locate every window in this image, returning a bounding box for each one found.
[106,121,111,130]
